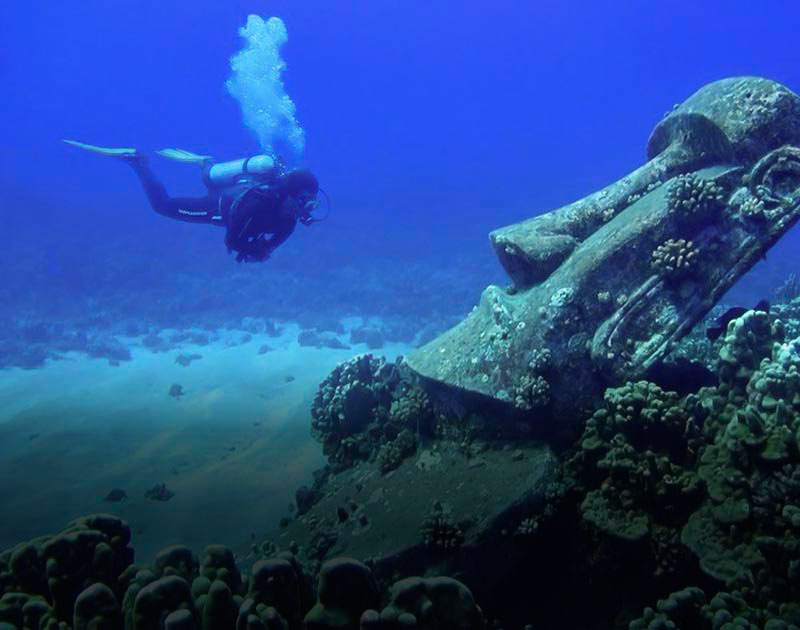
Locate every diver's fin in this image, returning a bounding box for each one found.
[156,148,212,166]
[63,139,138,157]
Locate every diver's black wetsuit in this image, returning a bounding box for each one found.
[130,158,298,262]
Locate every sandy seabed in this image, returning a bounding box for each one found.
[0,323,409,561]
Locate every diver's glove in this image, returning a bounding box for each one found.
[234,237,271,263]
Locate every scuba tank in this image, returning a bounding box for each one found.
[205,155,278,188]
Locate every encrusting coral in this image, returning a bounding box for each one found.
[571,380,704,543]
[310,355,434,472]
[666,173,727,224]
[570,305,800,627]
[651,238,700,282]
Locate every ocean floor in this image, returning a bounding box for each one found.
[0,322,410,561]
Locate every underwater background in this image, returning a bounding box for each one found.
[2,1,800,629]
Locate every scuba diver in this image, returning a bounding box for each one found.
[64,140,327,263]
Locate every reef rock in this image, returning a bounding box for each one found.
[408,77,800,432]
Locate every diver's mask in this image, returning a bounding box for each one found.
[298,188,330,226]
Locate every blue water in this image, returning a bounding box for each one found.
[2,1,798,319]
[1,0,799,567]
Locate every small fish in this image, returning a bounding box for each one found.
[102,488,128,503]
[145,483,174,502]
[175,353,202,367]
[168,383,184,398]
[706,299,770,341]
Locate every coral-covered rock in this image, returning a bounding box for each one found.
[304,558,379,630]
[73,582,121,630]
[718,310,782,393]
[237,598,288,630]
[666,173,727,224]
[388,385,433,436]
[248,558,302,628]
[0,514,134,623]
[133,575,199,630]
[165,608,197,629]
[651,238,700,282]
[311,355,413,470]
[381,577,485,630]
[199,545,243,595]
[153,546,199,583]
[199,580,238,630]
[572,381,703,542]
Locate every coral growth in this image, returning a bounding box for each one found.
[651,238,700,282]
[0,516,483,630]
[571,305,800,626]
[311,356,433,472]
[420,502,465,551]
[667,174,727,223]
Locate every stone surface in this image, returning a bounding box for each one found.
[274,442,559,579]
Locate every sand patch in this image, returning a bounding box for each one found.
[0,325,409,560]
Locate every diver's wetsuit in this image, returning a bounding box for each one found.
[130,158,298,262]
